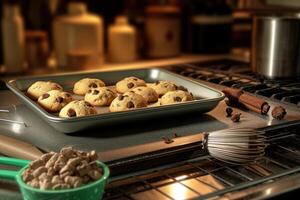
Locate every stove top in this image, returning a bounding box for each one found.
[171,59,300,107]
[1,58,300,199]
[1,58,300,160]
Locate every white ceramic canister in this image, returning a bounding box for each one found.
[53,2,104,68]
[145,5,181,58]
[2,4,25,73]
[108,16,137,63]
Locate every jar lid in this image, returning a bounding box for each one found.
[146,5,180,15]
[68,2,87,15]
[26,31,48,41]
[115,16,129,25]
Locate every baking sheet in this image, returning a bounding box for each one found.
[6,68,224,133]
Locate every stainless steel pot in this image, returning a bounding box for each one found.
[251,15,300,78]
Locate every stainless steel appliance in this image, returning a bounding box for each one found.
[251,15,300,78]
[1,58,300,199]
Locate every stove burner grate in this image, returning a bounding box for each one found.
[171,59,300,107]
[103,122,300,200]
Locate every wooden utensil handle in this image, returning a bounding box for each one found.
[0,135,43,160]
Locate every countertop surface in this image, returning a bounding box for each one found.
[1,54,237,82]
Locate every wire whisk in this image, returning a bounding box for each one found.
[202,128,267,165]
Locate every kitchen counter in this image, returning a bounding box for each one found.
[1,54,237,82]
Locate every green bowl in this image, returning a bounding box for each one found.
[14,161,109,200]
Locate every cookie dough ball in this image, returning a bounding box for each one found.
[129,86,159,103]
[59,100,97,118]
[73,78,105,95]
[160,90,193,105]
[84,87,117,106]
[27,81,63,100]
[109,92,147,112]
[38,90,73,112]
[147,81,177,97]
[115,77,146,93]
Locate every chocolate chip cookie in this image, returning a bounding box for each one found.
[115,77,146,93]
[27,81,63,100]
[84,87,117,106]
[38,90,73,112]
[59,100,97,118]
[147,81,177,97]
[73,78,105,95]
[160,90,193,105]
[129,86,159,103]
[109,92,147,112]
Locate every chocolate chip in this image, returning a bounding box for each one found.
[177,85,188,91]
[67,109,76,117]
[231,113,241,122]
[88,89,92,94]
[226,107,233,117]
[155,81,160,85]
[57,97,64,103]
[127,101,134,108]
[89,83,97,88]
[262,103,270,115]
[137,88,142,91]
[272,106,286,120]
[65,93,71,97]
[161,136,174,144]
[93,90,99,95]
[54,85,61,90]
[127,82,134,88]
[42,93,50,99]
[85,102,92,107]
[133,78,138,81]
[174,96,182,102]
[118,95,124,100]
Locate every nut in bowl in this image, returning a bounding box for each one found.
[0,147,110,200]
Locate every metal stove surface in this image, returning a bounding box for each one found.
[1,59,300,200]
[172,59,300,107]
[0,59,300,162]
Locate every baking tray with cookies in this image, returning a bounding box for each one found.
[6,68,224,133]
